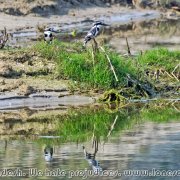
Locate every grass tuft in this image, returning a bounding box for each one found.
[137,48,180,72]
[33,41,180,89]
[34,40,137,89]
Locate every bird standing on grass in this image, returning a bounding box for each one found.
[83,21,109,48]
[44,28,58,43]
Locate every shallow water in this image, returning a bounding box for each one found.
[8,10,180,53]
[0,122,179,179]
[0,105,179,179]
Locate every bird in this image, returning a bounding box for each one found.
[83,21,109,48]
[44,27,58,43]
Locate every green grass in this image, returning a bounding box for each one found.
[33,41,180,89]
[34,40,138,89]
[137,48,180,72]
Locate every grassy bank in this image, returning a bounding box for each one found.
[34,41,179,92]
[137,48,180,72]
[1,40,178,100]
[34,40,138,89]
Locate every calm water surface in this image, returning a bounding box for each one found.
[0,117,179,179]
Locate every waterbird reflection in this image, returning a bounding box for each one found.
[44,145,53,162]
[83,139,102,174]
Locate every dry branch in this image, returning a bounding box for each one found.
[107,115,118,138]
[100,46,119,82]
[125,37,131,56]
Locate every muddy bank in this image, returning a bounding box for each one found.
[0,1,179,111]
[0,0,179,17]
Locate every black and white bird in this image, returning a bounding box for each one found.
[44,28,58,43]
[84,21,109,47]
[44,146,53,161]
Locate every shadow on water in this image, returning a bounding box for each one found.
[0,102,179,179]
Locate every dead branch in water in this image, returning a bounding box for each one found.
[100,46,119,82]
[0,27,9,49]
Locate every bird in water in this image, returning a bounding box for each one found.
[83,21,109,49]
[44,27,58,43]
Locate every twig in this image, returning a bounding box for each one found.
[164,70,174,79]
[172,103,180,112]
[171,73,179,82]
[107,115,118,138]
[100,46,119,82]
[171,63,180,82]
[172,63,180,74]
[92,123,95,148]
[91,47,95,70]
[125,37,131,56]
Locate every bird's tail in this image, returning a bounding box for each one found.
[84,35,92,46]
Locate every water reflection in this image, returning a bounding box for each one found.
[83,140,102,174]
[44,145,53,162]
[8,15,180,53]
[0,103,179,179]
[106,18,180,54]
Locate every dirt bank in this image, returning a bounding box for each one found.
[0,0,179,32]
[0,0,179,111]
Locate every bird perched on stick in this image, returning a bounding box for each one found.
[83,21,109,48]
[44,27,58,43]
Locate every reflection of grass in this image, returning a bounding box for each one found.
[57,108,137,142]
[36,107,139,145]
[36,103,179,145]
[34,40,137,89]
[137,48,180,72]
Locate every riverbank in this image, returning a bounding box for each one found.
[0,41,179,110]
[0,1,179,111]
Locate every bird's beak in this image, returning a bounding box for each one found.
[52,30,60,33]
[102,23,110,26]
